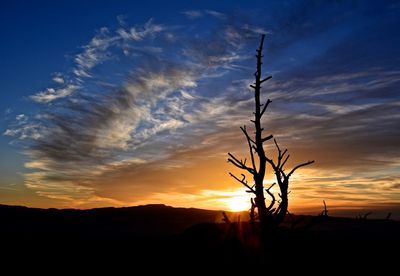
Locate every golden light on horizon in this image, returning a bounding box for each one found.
[222,192,251,212]
[225,196,249,212]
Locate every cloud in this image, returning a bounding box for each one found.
[29,18,168,107]
[73,27,118,78]
[117,18,164,41]
[391,183,400,190]
[205,10,226,20]
[4,123,43,140]
[290,171,400,211]
[16,114,28,122]
[182,10,203,19]
[117,14,127,26]
[242,24,268,35]
[255,68,400,174]
[182,10,226,20]
[30,84,80,103]
[62,19,166,98]
[52,73,65,84]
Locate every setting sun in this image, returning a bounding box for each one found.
[225,195,250,212]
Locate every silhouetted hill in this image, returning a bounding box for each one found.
[1,204,398,272]
[0,204,229,240]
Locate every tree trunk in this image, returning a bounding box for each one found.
[254,35,269,232]
[275,192,288,225]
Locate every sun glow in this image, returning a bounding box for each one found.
[225,195,250,212]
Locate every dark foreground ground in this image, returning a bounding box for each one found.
[1,204,399,272]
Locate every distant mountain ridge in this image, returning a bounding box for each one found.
[0,203,237,239]
[1,203,399,271]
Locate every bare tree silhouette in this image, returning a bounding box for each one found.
[227,34,314,234]
[320,200,329,217]
[356,212,372,220]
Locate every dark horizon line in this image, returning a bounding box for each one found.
[1,202,399,220]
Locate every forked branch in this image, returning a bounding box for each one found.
[265,183,276,211]
[228,152,255,174]
[229,172,255,193]
[240,126,257,173]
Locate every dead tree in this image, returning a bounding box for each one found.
[228,34,314,233]
[320,200,329,217]
[356,212,372,220]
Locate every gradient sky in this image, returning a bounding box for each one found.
[1,0,399,217]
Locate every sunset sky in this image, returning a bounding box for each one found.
[1,0,399,217]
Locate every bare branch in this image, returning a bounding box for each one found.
[242,129,256,144]
[274,203,281,215]
[266,183,275,190]
[228,152,247,166]
[280,154,290,169]
[287,160,315,178]
[265,157,278,171]
[228,156,245,168]
[256,35,265,54]
[265,183,276,211]
[227,154,255,174]
[229,172,255,193]
[273,138,289,170]
[281,168,288,180]
[261,135,273,142]
[260,76,272,83]
[273,138,281,153]
[240,126,257,173]
[260,99,272,117]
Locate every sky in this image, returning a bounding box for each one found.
[1,0,400,217]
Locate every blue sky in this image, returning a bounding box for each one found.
[1,0,399,215]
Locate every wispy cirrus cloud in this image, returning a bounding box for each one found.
[30,84,80,103]
[30,19,166,104]
[182,9,226,20]
[181,10,203,19]
[52,73,65,84]
[117,18,164,41]
[205,10,226,20]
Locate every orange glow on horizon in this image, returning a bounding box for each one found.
[224,194,250,212]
